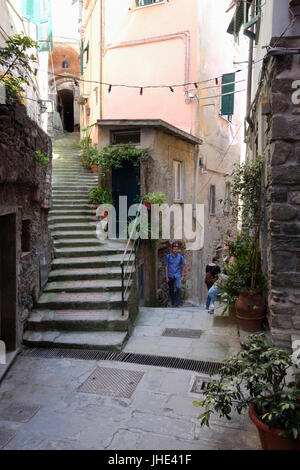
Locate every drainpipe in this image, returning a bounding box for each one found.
[99,0,104,120]
[245,2,256,132]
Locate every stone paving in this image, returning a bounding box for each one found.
[0,306,261,450]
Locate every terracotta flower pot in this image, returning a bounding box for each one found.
[249,404,300,450]
[91,164,99,174]
[235,291,265,332]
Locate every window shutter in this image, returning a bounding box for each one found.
[22,0,39,23]
[221,72,235,116]
[37,0,53,51]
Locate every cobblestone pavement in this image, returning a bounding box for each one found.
[0,306,261,450]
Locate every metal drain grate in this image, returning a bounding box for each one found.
[77,367,144,398]
[21,348,224,375]
[0,427,17,449]
[162,328,202,339]
[190,376,211,394]
[0,403,40,423]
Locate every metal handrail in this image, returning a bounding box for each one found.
[120,199,144,316]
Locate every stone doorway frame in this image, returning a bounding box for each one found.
[0,208,17,351]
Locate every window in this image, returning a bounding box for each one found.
[21,219,31,253]
[173,161,183,201]
[209,185,216,215]
[111,130,141,145]
[225,182,231,212]
[136,0,164,7]
[221,73,235,117]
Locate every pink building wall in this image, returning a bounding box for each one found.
[102,0,199,134]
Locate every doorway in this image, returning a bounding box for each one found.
[0,213,17,351]
[57,89,74,132]
[112,162,140,238]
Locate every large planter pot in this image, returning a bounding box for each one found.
[91,164,99,174]
[235,291,265,332]
[249,404,300,450]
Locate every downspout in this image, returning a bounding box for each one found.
[245,1,256,134]
[99,0,104,120]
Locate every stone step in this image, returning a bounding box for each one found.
[49,216,97,224]
[48,267,127,281]
[23,330,128,350]
[36,291,124,310]
[53,239,127,249]
[52,184,96,188]
[27,309,129,332]
[52,195,90,200]
[53,238,103,247]
[52,205,96,210]
[53,246,125,258]
[49,223,97,232]
[52,190,90,195]
[51,231,99,239]
[44,279,124,293]
[50,210,96,217]
[52,254,128,269]
[54,234,125,248]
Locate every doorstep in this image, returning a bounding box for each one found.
[0,348,21,384]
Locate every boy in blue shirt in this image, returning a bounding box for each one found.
[164,242,186,307]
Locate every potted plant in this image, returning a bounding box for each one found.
[86,145,101,173]
[143,191,167,210]
[88,187,114,206]
[218,234,266,331]
[193,334,300,450]
[74,123,80,132]
[217,156,266,331]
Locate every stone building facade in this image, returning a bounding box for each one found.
[244,1,300,348]
[0,102,52,351]
[97,119,205,305]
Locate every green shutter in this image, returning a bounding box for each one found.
[22,0,39,23]
[221,73,235,116]
[37,0,53,51]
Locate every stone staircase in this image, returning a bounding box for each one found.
[24,134,131,350]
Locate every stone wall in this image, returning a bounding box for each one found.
[248,40,300,348]
[0,101,52,349]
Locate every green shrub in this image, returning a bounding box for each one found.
[88,187,114,205]
[143,191,167,206]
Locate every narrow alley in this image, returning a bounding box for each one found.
[1,0,300,455]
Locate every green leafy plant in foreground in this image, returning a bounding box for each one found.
[0,33,38,100]
[33,150,49,168]
[88,187,114,205]
[193,334,300,442]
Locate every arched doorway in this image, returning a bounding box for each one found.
[57,88,74,132]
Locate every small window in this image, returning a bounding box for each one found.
[136,0,164,7]
[111,130,141,145]
[209,185,216,215]
[225,182,231,212]
[21,219,31,253]
[62,60,69,69]
[174,161,183,202]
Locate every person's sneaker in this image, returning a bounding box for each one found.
[208,308,214,315]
